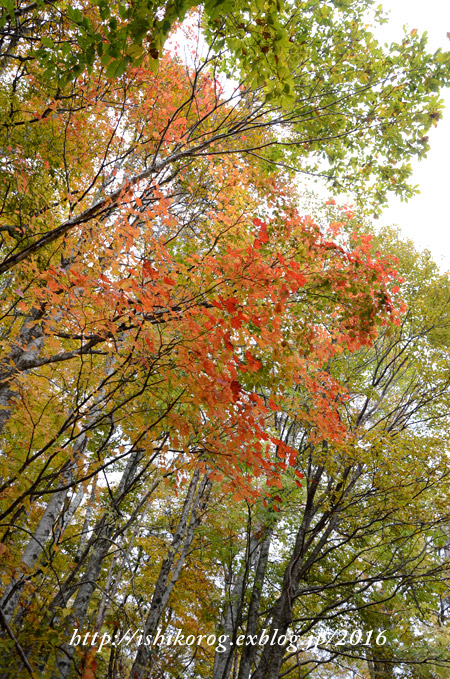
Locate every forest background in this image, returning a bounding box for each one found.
[1,1,450,678]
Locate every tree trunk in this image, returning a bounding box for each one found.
[212,523,272,679]
[236,529,273,679]
[51,450,142,679]
[129,469,211,679]
[0,459,78,623]
[0,308,44,437]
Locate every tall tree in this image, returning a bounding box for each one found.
[1,3,450,679]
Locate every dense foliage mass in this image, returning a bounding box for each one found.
[1,1,450,678]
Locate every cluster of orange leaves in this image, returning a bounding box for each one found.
[7,54,402,500]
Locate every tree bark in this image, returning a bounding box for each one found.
[0,307,44,437]
[129,469,211,679]
[51,449,142,679]
[236,529,273,679]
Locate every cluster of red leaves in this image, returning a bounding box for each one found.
[7,55,400,500]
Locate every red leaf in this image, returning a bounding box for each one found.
[259,225,269,243]
[230,380,242,402]
[268,398,278,411]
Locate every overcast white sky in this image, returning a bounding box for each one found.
[377,0,450,268]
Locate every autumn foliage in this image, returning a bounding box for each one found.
[1,3,450,679]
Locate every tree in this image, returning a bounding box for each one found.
[203,226,450,679]
[1,4,450,679]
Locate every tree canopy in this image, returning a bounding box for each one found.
[1,2,450,679]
